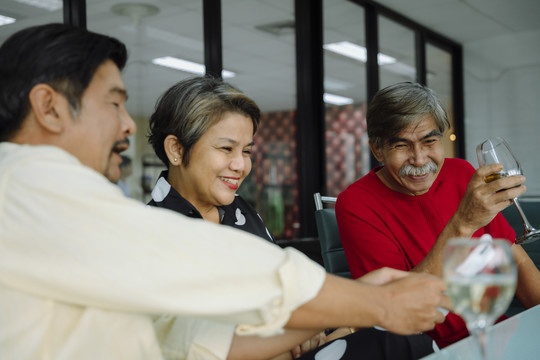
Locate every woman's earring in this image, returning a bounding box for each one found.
[174,158,177,162]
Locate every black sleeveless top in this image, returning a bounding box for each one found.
[147,171,275,243]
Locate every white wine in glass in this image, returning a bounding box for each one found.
[476,137,540,244]
[443,238,517,359]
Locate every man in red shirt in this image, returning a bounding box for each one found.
[336,82,540,348]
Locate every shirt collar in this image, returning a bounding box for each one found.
[150,171,202,218]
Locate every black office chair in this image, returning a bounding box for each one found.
[313,192,351,278]
[502,199,540,268]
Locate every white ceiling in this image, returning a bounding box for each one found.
[1,0,539,118]
[374,0,540,70]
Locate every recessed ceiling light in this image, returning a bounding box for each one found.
[324,78,354,92]
[0,14,16,26]
[152,56,235,78]
[111,3,159,25]
[255,20,295,37]
[14,0,62,11]
[324,41,396,65]
[324,93,353,105]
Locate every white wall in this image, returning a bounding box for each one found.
[463,45,540,196]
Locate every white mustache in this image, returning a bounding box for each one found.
[400,162,438,177]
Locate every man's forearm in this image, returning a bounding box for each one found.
[285,274,384,330]
[413,214,475,275]
[286,270,449,335]
[514,245,540,309]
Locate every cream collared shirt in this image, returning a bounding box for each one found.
[0,143,326,360]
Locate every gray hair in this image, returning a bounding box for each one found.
[367,82,449,149]
[148,76,260,167]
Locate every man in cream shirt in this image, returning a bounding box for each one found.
[0,23,450,359]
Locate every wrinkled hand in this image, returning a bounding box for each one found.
[290,332,326,359]
[372,270,451,335]
[453,164,526,234]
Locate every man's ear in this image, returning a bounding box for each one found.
[163,134,183,166]
[369,140,385,163]
[27,84,66,134]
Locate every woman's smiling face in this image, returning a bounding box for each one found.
[175,111,254,210]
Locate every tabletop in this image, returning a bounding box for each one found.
[421,304,540,359]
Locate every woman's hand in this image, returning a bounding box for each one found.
[289,331,326,359]
[325,327,355,342]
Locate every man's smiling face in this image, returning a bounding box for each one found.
[64,60,136,180]
[371,114,445,196]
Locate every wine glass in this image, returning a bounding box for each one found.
[476,137,540,244]
[443,237,517,359]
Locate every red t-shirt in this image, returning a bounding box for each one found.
[336,158,516,348]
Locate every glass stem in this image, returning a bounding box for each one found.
[513,198,535,233]
[472,327,488,360]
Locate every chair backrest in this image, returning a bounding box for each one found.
[313,192,351,278]
[501,199,540,316]
[502,199,540,269]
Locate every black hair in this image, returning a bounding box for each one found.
[0,23,127,141]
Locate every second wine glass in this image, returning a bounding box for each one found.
[443,238,517,359]
[476,137,540,244]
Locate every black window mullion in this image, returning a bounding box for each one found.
[295,0,325,238]
[63,0,86,29]
[415,31,426,85]
[452,45,465,158]
[364,3,380,168]
[203,0,223,79]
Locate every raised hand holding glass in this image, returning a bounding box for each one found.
[476,137,540,244]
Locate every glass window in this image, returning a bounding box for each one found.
[0,1,63,38]
[88,2,205,202]
[379,15,416,88]
[223,0,298,239]
[323,0,368,198]
[427,43,456,158]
